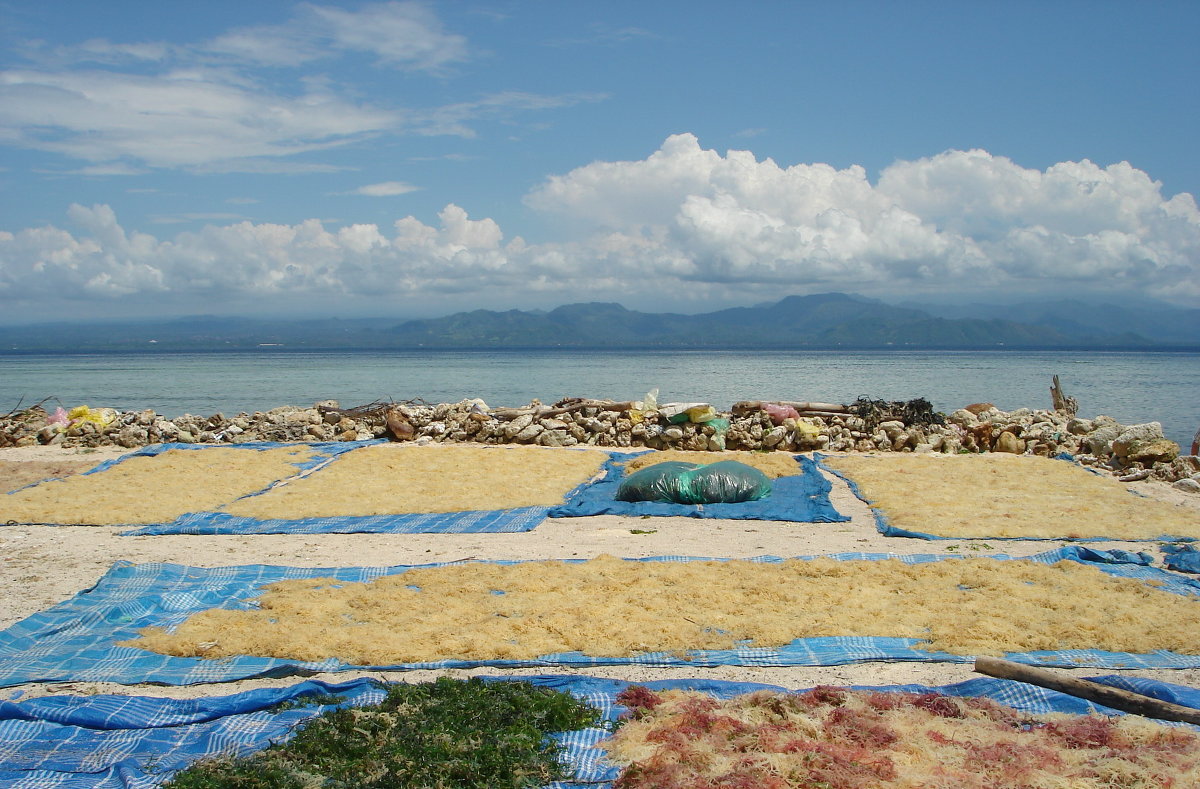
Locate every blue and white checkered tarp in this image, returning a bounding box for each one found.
[6,440,587,535]
[549,453,849,523]
[1,547,1198,689]
[123,442,606,535]
[815,452,1199,542]
[83,440,369,476]
[3,673,1200,789]
[136,442,611,536]
[5,440,368,528]
[0,678,383,789]
[123,505,554,536]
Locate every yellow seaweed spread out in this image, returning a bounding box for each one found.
[219,444,608,518]
[1,446,318,525]
[126,554,1200,663]
[825,452,1200,539]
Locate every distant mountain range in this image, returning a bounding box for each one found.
[2,293,1197,351]
[902,297,1200,346]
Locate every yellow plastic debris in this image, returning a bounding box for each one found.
[793,418,822,439]
[66,405,118,433]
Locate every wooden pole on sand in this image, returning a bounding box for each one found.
[974,656,1200,725]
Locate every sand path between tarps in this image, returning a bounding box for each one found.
[2,444,1200,701]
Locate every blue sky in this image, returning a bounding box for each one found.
[1,1,1197,323]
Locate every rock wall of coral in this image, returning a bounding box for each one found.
[2,397,1197,488]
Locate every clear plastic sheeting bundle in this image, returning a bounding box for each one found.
[615,459,772,505]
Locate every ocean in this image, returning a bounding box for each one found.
[1,348,1197,448]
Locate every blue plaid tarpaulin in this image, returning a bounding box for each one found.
[6,440,592,535]
[1,547,1198,689]
[118,442,605,535]
[123,505,553,536]
[549,453,849,522]
[83,440,370,476]
[3,673,1200,788]
[4,441,369,528]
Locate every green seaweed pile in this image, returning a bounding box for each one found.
[164,677,602,789]
[848,396,946,429]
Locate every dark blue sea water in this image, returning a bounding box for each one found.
[1,349,1197,448]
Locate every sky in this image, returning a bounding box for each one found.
[1,0,1198,324]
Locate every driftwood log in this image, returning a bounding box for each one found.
[1050,375,1078,415]
[490,399,639,421]
[317,399,432,419]
[974,656,1200,725]
[730,401,848,417]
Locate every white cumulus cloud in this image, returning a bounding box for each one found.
[2,135,1198,319]
[525,134,1200,302]
[0,202,525,313]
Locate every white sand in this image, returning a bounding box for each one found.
[3,443,1200,701]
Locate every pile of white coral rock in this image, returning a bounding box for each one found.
[3,398,1196,488]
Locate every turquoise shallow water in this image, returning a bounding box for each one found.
[1,348,1197,447]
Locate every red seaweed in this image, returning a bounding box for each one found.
[823,705,899,748]
[608,687,1200,789]
[912,692,966,719]
[616,685,664,718]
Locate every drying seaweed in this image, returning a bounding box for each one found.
[4,396,56,420]
[0,397,56,447]
[825,453,1200,540]
[218,444,608,518]
[1,445,319,525]
[620,449,802,478]
[126,554,1200,663]
[315,398,433,420]
[605,686,1200,789]
[848,395,946,429]
[164,677,601,789]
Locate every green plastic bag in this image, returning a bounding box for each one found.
[616,460,772,505]
[615,461,696,503]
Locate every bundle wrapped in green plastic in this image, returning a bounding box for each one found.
[616,460,772,505]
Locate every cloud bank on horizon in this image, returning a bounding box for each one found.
[4,133,1197,317]
[1,2,1197,321]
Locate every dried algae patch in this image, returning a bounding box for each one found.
[125,555,1200,664]
[0,446,317,525]
[606,685,1200,789]
[220,444,608,518]
[622,450,801,478]
[826,453,1200,539]
[0,459,103,494]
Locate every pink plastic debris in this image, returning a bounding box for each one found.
[762,403,800,425]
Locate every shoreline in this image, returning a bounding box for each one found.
[5,396,1198,482]
[3,442,1200,703]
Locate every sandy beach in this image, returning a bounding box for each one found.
[2,443,1200,703]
